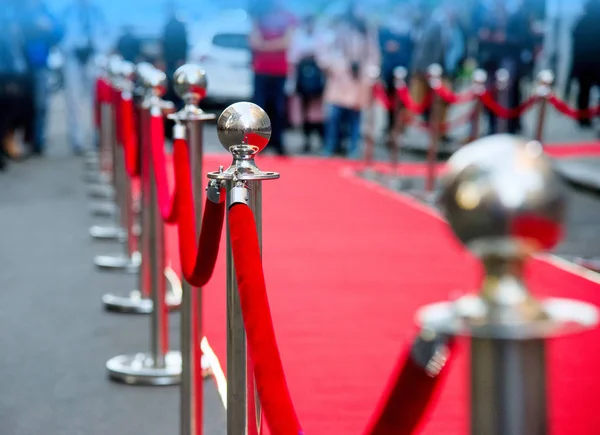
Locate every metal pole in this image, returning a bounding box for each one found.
[424,64,443,196]
[496,68,510,134]
[389,66,408,190]
[105,82,181,386]
[535,70,554,144]
[169,64,216,435]
[467,69,487,144]
[208,102,277,435]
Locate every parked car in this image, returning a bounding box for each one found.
[190,10,253,104]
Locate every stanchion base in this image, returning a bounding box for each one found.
[102,290,181,313]
[94,252,140,273]
[89,202,118,217]
[89,225,126,241]
[88,184,115,200]
[107,351,182,385]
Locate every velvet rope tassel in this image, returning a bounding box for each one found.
[228,203,303,435]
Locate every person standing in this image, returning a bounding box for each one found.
[288,15,326,153]
[19,0,63,156]
[61,0,108,154]
[318,2,380,159]
[571,0,600,127]
[249,0,296,156]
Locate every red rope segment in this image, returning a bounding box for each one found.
[365,336,456,435]
[228,203,303,435]
[480,90,538,118]
[433,84,475,104]
[396,86,433,115]
[172,137,225,287]
[149,114,178,223]
[94,78,110,127]
[548,94,600,119]
[373,82,392,110]
[121,96,140,177]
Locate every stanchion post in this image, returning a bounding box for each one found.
[424,64,443,196]
[535,70,554,143]
[105,67,181,385]
[363,66,381,180]
[388,66,407,190]
[168,64,216,435]
[93,61,141,272]
[208,102,278,435]
[418,134,599,435]
[495,68,510,134]
[467,69,487,143]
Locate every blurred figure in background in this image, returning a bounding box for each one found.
[379,1,416,145]
[571,0,600,127]
[62,0,108,153]
[162,0,188,141]
[411,0,465,140]
[249,0,297,156]
[476,0,534,134]
[0,1,28,169]
[116,26,142,64]
[288,15,325,153]
[20,0,63,156]
[319,2,380,158]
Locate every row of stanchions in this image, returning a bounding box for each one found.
[84,54,599,435]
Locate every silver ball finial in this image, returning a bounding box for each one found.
[217,102,271,153]
[136,62,154,84]
[107,54,124,80]
[120,61,136,81]
[173,64,208,105]
[438,134,565,257]
[537,69,555,86]
[472,69,487,84]
[142,68,167,97]
[393,66,408,81]
[427,63,443,78]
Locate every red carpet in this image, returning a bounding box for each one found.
[164,154,600,435]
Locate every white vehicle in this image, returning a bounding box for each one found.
[190,10,253,104]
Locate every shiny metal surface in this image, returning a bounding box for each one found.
[87,183,114,199]
[106,351,181,386]
[147,68,168,98]
[102,291,153,314]
[439,135,565,258]
[173,64,208,106]
[89,224,126,241]
[496,69,510,133]
[216,102,271,153]
[94,251,140,273]
[89,201,117,217]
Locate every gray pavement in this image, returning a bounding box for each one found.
[0,94,226,435]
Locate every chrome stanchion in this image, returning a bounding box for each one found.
[169,64,216,435]
[208,102,276,435]
[495,68,510,134]
[106,67,181,384]
[417,134,599,435]
[93,61,141,272]
[466,69,486,143]
[388,66,408,190]
[535,70,554,143]
[89,55,128,241]
[362,66,381,180]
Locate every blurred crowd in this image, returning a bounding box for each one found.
[2,0,600,170]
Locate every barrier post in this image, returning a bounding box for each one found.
[417,134,599,435]
[388,66,408,190]
[168,64,216,435]
[535,70,554,143]
[105,67,181,384]
[93,60,141,273]
[467,69,487,143]
[423,64,443,200]
[495,68,510,134]
[207,102,277,435]
[83,54,107,183]
[363,66,381,180]
[89,55,128,240]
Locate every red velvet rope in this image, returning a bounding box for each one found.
[149,114,177,223]
[228,203,303,435]
[121,96,139,177]
[172,137,225,287]
[365,336,456,435]
[548,94,600,119]
[480,90,538,119]
[373,82,392,110]
[433,85,475,104]
[396,87,433,115]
